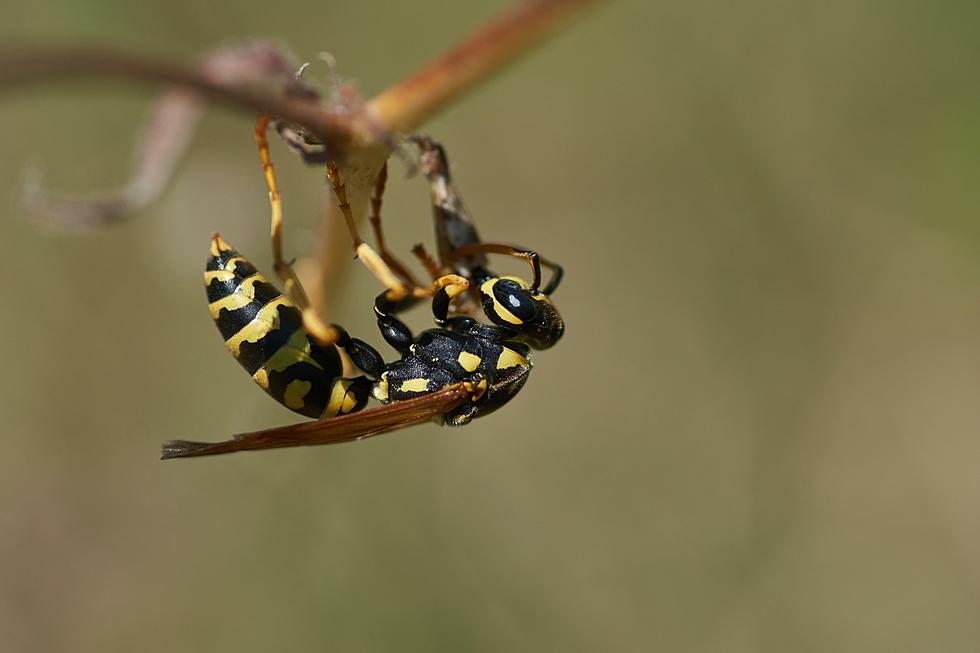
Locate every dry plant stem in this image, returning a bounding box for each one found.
[0,0,598,327]
[367,0,599,133]
[0,45,354,152]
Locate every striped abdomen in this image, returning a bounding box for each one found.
[205,234,369,419]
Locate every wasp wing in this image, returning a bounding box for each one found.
[161,383,471,459]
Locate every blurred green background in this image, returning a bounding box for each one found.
[2,1,980,651]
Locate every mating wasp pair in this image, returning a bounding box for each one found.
[161,120,564,458]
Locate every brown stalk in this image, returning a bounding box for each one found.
[0,45,354,151]
[367,0,599,134]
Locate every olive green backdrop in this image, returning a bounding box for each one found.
[2,1,979,651]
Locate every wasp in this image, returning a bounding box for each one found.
[161,122,555,458]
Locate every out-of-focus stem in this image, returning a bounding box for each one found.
[366,0,599,134]
[0,45,354,151]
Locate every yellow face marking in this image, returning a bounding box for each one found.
[398,378,431,393]
[479,278,523,325]
[224,297,290,355]
[283,379,312,410]
[457,350,481,372]
[323,379,354,417]
[210,234,232,256]
[207,274,269,319]
[496,347,529,370]
[372,373,390,402]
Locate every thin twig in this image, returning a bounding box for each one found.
[0,45,355,151]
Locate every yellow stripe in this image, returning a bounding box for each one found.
[283,379,312,410]
[224,255,249,270]
[496,347,529,370]
[260,326,324,373]
[341,388,359,413]
[323,379,353,417]
[204,269,236,284]
[207,274,269,319]
[252,368,270,389]
[224,296,290,356]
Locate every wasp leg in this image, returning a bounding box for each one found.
[325,161,446,312]
[368,162,424,289]
[430,276,471,327]
[254,115,341,347]
[411,242,443,282]
[331,323,385,378]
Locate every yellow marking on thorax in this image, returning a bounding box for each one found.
[283,379,312,410]
[480,278,523,325]
[496,347,529,370]
[207,274,269,319]
[373,373,390,402]
[457,351,481,372]
[224,296,290,355]
[398,378,431,393]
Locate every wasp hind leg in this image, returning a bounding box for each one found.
[255,115,341,347]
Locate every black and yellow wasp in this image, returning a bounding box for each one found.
[161,120,563,458]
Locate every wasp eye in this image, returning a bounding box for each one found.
[481,278,539,327]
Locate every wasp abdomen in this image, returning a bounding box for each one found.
[205,235,369,419]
